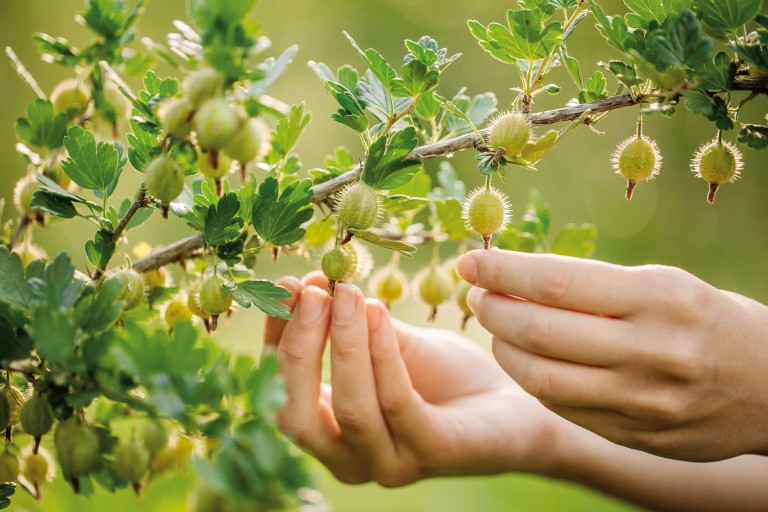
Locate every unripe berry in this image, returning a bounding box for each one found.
[187,282,212,321]
[143,419,168,454]
[1,386,24,427]
[200,275,233,330]
[51,79,89,120]
[336,182,380,231]
[456,282,474,330]
[370,267,407,307]
[112,439,149,485]
[194,99,241,150]
[145,156,184,205]
[612,134,662,200]
[0,395,9,432]
[463,186,511,249]
[198,150,233,180]
[173,436,194,473]
[0,451,19,482]
[339,242,372,283]
[186,68,224,108]
[321,248,351,283]
[112,268,145,310]
[20,392,54,439]
[143,267,168,289]
[165,299,192,330]
[13,244,47,268]
[21,452,49,487]
[224,118,263,163]
[162,98,195,139]
[105,83,129,120]
[13,174,41,217]
[54,418,101,479]
[691,137,744,204]
[418,265,454,322]
[489,112,531,158]
[148,446,176,475]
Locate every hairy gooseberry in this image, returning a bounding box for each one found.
[185,68,223,108]
[162,98,195,139]
[200,275,232,330]
[13,243,47,268]
[456,282,474,330]
[21,450,50,497]
[612,124,662,200]
[112,439,149,490]
[463,185,511,249]
[143,267,167,289]
[112,268,145,310]
[336,182,380,231]
[20,391,55,449]
[13,174,41,218]
[143,419,168,454]
[165,299,193,330]
[54,418,101,487]
[417,265,454,322]
[198,150,233,180]
[224,118,263,164]
[51,79,89,120]
[187,282,212,322]
[369,267,407,307]
[691,136,744,204]
[145,156,184,215]
[194,99,241,150]
[489,111,531,159]
[0,451,19,483]
[1,386,24,428]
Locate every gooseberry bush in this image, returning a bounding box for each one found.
[1,0,767,509]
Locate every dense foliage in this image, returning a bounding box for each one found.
[1,0,765,509]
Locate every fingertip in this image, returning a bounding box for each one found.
[303,271,330,291]
[276,275,303,305]
[466,286,483,314]
[296,285,331,325]
[456,253,479,284]
[364,298,385,331]
[332,283,363,325]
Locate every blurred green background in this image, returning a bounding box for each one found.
[1,0,767,510]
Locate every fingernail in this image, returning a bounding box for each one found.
[467,286,482,313]
[457,254,478,284]
[366,299,383,330]
[333,283,358,324]
[276,276,301,300]
[298,286,327,324]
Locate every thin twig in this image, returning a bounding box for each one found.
[112,187,148,242]
[129,76,768,272]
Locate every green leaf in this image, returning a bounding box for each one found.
[0,303,33,364]
[590,0,634,51]
[434,198,471,241]
[269,103,312,160]
[646,10,712,69]
[739,124,768,150]
[361,127,421,190]
[579,71,609,103]
[33,252,83,309]
[0,482,16,510]
[390,61,440,98]
[469,10,563,63]
[625,0,687,29]
[344,32,397,92]
[250,45,299,97]
[348,229,416,257]
[14,100,70,151]
[304,216,337,247]
[682,91,733,130]
[204,193,244,246]
[228,280,292,320]
[85,230,116,271]
[700,52,736,90]
[693,0,762,33]
[31,306,78,365]
[561,46,583,88]
[605,60,643,87]
[552,224,598,258]
[521,129,559,164]
[75,278,122,333]
[0,248,34,311]
[444,92,498,135]
[81,0,133,38]
[62,126,125,196]
[252,176,314,246]
[381,195,431,213]
[127,119,161,172]
[31,174,100,219]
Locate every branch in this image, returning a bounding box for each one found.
[132,76,768,272]
[112,187,148,242]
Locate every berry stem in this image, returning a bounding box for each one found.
[707,183,719,204]
[626,180,637,201]
[636,115,643,139]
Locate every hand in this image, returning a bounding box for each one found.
[456,249,768,462]
[263,272,566,486]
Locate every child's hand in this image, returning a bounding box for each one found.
[263,273,566,486]
[456,249,768,462]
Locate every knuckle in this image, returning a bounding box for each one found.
[523,313,553,352]
[332,467,370,485]
[275,410,306,443]
[540,267,574,303]
[634,391,691,428]
[278,342,310,366]
[333,406,368,434]
[333,342,360,363]
[379,393,408,420]
[372,463,411,488]
[662,344,705,382]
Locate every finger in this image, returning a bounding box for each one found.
[457,250,642,317]
[262,276,303,351]
[492,336,625,409]
[330,284,396,462]
[469,289,633,367]
[302,270,330,292]
[368,302,432,442]
[276,285,341,458]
